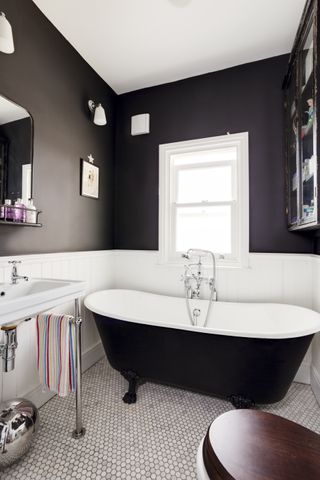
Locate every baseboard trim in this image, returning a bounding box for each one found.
[311,365,320,406]
[25,385,55,409]
[24,341,104,409]
[82,341,104,372]
[294,361,311,385]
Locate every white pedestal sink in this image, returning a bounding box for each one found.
[0,277,87,440]
[0,278,86,325]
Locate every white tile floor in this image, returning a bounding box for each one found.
[2,359,320,479]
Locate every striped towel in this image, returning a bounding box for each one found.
[36,314,77,397]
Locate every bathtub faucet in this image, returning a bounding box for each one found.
[181,248,223,327]
[182,249,220,301]
[182,262,202,298]
[182,249,224,328]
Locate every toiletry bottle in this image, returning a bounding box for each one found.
[13,198,26,223]
[0,202,4,220]
[4,199,13,221]
[26,198,37,224]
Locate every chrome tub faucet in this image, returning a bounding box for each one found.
[181,249,223,327]
[182,249,220,300]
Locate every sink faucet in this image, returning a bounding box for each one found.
[8,261,29,285]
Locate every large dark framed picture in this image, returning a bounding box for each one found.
[80,159,99,199]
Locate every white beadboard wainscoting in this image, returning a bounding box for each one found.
[0,251,114,407]
[113,251,313,306]
[0,249,319,407]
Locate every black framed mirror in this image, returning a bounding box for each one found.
[0,94,33,206]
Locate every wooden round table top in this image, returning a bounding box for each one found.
[203,410,320,480]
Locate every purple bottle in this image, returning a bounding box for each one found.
[4,199,13,221]
[13,199,26,223]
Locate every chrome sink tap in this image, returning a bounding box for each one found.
[9,261,29,285]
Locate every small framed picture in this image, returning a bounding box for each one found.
[80,159,99,199]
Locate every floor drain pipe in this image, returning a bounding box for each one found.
[0,326,18,372]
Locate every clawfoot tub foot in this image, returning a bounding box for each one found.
[123,392,137,404]
[121,370,140,404]
[229,395,255,409]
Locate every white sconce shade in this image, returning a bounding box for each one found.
[131,113,150,136]
[94,103,107,126]
[88,100,107,126]
[0,12,14,54]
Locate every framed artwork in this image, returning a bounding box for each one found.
[80,158,99,199]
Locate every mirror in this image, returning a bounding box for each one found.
[0,95,33,206]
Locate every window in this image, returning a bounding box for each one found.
[159,132,249,267]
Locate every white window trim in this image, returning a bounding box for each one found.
[158,132,249,268]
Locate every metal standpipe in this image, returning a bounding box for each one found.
[0,326,18,373]
[72,298,85,439]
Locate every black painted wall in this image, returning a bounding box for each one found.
[115,55,313,253]
[0,118,32,202]
[0,1,314,256]
[0,0,116,256]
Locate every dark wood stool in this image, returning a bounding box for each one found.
[202,410,320,480]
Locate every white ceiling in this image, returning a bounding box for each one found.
[0,96,30,125]
[32,0,306,94]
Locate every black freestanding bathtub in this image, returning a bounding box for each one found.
[84,289,320,407]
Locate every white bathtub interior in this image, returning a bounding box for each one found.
[85,288,320,340]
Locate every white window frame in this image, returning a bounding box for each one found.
[158,132,249,268]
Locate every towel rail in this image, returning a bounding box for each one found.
[72,298,85,439]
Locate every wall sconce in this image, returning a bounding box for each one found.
[88,100,107,126]
[0,12,14,54]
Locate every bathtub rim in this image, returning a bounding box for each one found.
[84,288,320,340]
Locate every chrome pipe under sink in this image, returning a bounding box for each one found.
[0,326,17,372]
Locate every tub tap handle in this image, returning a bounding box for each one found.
[192,308,201,326]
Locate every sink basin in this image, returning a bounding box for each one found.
[0,278,86,326]
[1,280,75,300]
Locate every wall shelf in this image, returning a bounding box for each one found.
[0,220,42,227]
[0,204,42,227]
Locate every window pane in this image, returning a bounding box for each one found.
[175,206,232,254]
[177,165,232,203]
[172,147,236,166]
